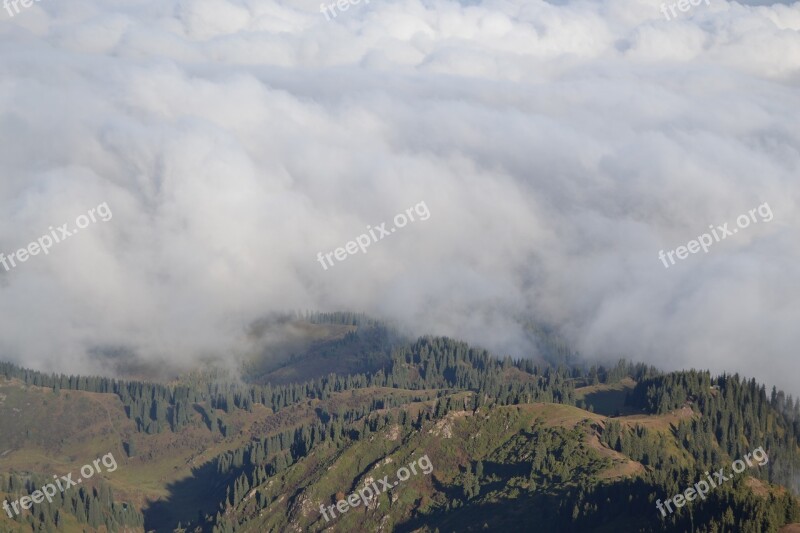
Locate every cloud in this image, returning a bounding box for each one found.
[0,0,798,394]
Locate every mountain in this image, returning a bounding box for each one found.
[0,314,798,532]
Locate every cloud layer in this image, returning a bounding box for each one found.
[0,0,799,393]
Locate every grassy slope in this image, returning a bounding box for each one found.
[0,375,278,532]
[1,372,796,533]
[0,376,443,532]
[223,401,648,532]
[218,392,797,532]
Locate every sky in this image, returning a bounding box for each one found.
[0,0,798,394]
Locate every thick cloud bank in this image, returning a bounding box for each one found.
[0,0,798,392]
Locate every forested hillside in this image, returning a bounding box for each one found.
[0,315,798,532]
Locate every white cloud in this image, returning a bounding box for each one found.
[0,0,798,393]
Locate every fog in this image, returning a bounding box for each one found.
[0,0,798,393]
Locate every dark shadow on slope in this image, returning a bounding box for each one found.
[395,477,680,533]
[143,459,234,533]
[581,388,632,416]
[193,404,214,431]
